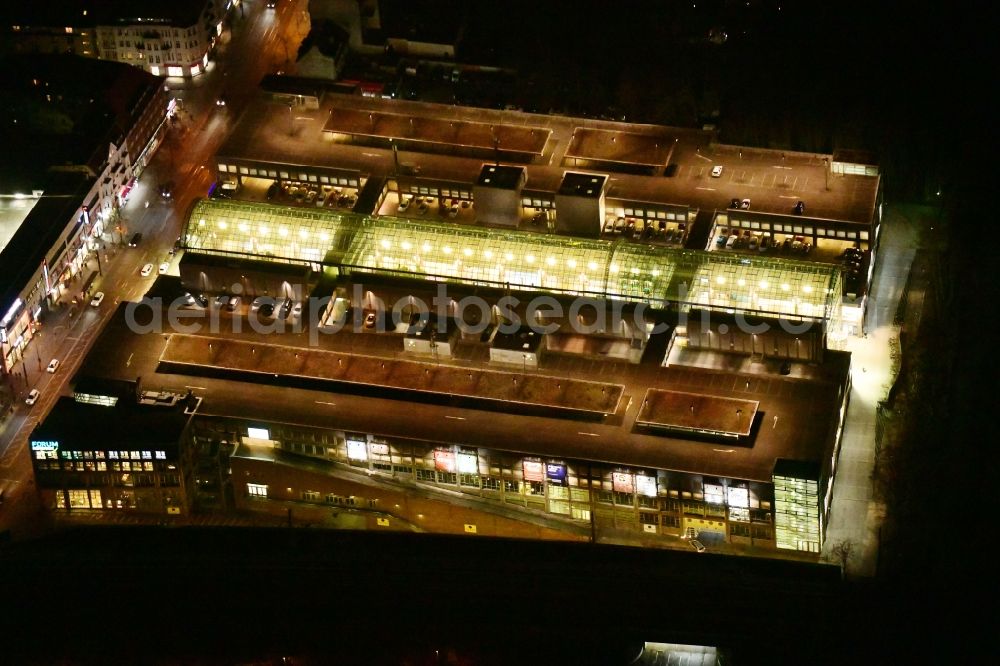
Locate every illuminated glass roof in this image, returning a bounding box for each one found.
[183,199,840,320]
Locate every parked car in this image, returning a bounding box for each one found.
[690,539,706,553]
[448,203,459,218]
[250,296,268,312]
[158,262,170,275]
[194,293,209,308]
[90,291,105,307]
[794,200,805,215]
[711,165,724,177]
[214,294,231,309]
[183,292,196,307]
[140,263,154,277]
[266,182,279,200]
[278,298,293,319]
[364,312,377,329]
[726,234,738,249]
[226,296,241,312]
[740,198,751,209]
[259,302,275,318]
[729,198,740,209]
[531,211,546,225]
[398,196,411,212]
[46,359,60,374]
[25,389,40,406]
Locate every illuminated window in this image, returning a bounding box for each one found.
[155,451,166,459]
[247,483,268,498]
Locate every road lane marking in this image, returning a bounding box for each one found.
[315,401,337,406]
[712,448,736,453]
[577,432,599,437]
[695,187,716,191]
[444,415,465,420]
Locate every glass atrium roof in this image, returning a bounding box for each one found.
[183,199,840,320]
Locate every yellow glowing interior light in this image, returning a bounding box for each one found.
[380,239,390,249]
[737,279,746,287]
[218,221,227,230]
[651,269,660,276]
[759,280,769,289]
[781,283,790,291]
[401,241,411,250]
[803,285,813,293]
[259,226,269,235]
[463,248,473,257]
[238,223,248,232]
[567,259,577,268]
[609,264,619,273]
[442,246,452,254]
[278,227,288,237]
[505,252,514,261]
[299,229,308,239]
[588,261,598,271]
[716,276,725,285]
[546,256,555,266]
[198,219,206,227]
[484,250,493,259]
[422,243,432,253]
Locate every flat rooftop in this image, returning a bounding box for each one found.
[476,164,525,189]
[78,304,851,482]
[637,390,759,439]
[0,195,39,254]
[321,108,550,156]
[558,172,607,198]
[160,334,623,417]
[565,128,671,167]
[219,94,879,225]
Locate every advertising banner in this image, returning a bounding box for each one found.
[522,460,545,482]
[612,472,634,494]
[635,474,657,498]
[457,451,478,474]
[347,439,368,461]
[434,449,456,472]
[545,463,567,485]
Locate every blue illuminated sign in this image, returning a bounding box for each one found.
[545,463,567,485]
[31,440,59,452]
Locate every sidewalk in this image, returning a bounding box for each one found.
[821,205,923,576]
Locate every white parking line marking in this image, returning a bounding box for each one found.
[444,415,466,420]
[577,432,600,437]
[695,187,716,191]
[315,401,337,406]
[186,385,208,390]
[712,448,736,453]
[694,153,712,162]
[778,195,799,199]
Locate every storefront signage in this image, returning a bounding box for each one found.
[612,472,634,494]
[635,474,657,498]
[522,460,544,482]
[457,452,478,474]
[545,463,567,485]
[434,449,455,472]
[347,439,368,461]
[370,442,389,455]
[247,427,270,440]
[31,440,59,452]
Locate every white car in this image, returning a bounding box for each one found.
[158,262,170,275]
[25,389,40,406]
[690,539,706,553]
[711,165,723,177]
[140,263,154,277]
[46,359,60,374]
[398,197,411,212]
[90,291,105,307]
[740,198,751,210]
